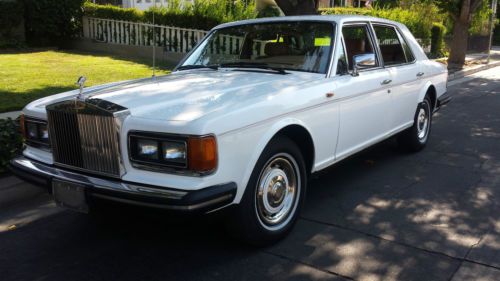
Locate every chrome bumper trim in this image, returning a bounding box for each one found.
[9,156,237,212]
[11,156,186,199]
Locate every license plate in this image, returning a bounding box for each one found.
[52,179,89,213]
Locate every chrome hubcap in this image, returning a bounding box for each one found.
[417,104,429,140]
[256,154,300,230]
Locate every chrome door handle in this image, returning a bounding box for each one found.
[381,79,392,85]
[417,72,425,77]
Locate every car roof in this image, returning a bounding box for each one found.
[214,15,403,30]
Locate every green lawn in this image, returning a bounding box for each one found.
[0,49,171,113]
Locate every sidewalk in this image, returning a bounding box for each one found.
[447,48,500,80]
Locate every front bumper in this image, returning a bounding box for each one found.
[9,156,237,213]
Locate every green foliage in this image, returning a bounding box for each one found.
[0,0,24,47]
[23,0,85,46]
[0,118,22,174]
[320,4,445,41]
[83,0,257,30]
[83,2,143,21]
[469,0,493,36]
[433,0,493,36]
[430,23,447,58]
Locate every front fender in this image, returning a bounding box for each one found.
[223,117,315,203]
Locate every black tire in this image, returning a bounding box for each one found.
[398,95,432,152]
[229,136,307,246]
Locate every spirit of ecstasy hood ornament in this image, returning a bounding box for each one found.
[76,76,87,101]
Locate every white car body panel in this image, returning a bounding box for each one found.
[21,15,448,206]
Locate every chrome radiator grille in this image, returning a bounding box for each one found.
[47,99,127,177]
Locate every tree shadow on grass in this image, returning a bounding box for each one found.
[0,86,75,112]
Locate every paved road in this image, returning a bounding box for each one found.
[1,67,500,281]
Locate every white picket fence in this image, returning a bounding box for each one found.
[82,17,209,53]
[82,16,431,55]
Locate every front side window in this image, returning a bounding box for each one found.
[181,22,335,74]
[373,25,408,66]
[336,39,349,75]
[342,24,378,71]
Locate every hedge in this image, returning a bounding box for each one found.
[83,0,257,31]
[430,23,447,58]
[0,118,22,174]
[24,0,85,46]
[0,0,24,47]
[320,5,444,44]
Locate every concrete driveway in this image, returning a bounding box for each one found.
[1,67,499,281]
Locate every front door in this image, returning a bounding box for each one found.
[334,23,393,161]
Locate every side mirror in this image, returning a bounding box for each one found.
[352,53,376,76]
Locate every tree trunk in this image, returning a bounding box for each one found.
[447,0,484,69]
[275,0,318,15]
[448,19,470,68]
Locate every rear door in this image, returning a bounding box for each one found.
[372,23,423,130]
[334,23,393,161]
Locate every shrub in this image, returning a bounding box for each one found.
[0,0,24,47]
[320,4,445,43]
[0,118,23,174]
[83,2,143,21]
[83,0,257,31]
[430,23,447,58]
[23,0,85,46]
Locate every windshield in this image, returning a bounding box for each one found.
[180,21,335,74]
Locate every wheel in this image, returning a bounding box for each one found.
[398,95,432,152]
[230,136,307,246]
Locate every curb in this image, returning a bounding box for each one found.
[448,61,500,81]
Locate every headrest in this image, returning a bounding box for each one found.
[264,42,291,56]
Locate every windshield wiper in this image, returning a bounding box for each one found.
[176,64,219,71]
[219,62,288,74]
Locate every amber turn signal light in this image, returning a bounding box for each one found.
[187,135,217,173]
[19,114,26,139]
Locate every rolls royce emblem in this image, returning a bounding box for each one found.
[76,76,87,101]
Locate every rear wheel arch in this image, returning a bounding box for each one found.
[418,82,437,110]
[426,85,437,110]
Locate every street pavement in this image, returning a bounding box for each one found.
[1,67,500,281]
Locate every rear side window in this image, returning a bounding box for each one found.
[399,32,415,62]
[373,25,408,66]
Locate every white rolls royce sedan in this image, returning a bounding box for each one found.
[10,15,450,245]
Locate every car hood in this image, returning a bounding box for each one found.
[74,69,320,122]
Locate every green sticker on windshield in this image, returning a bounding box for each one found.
[315,37,331,46]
